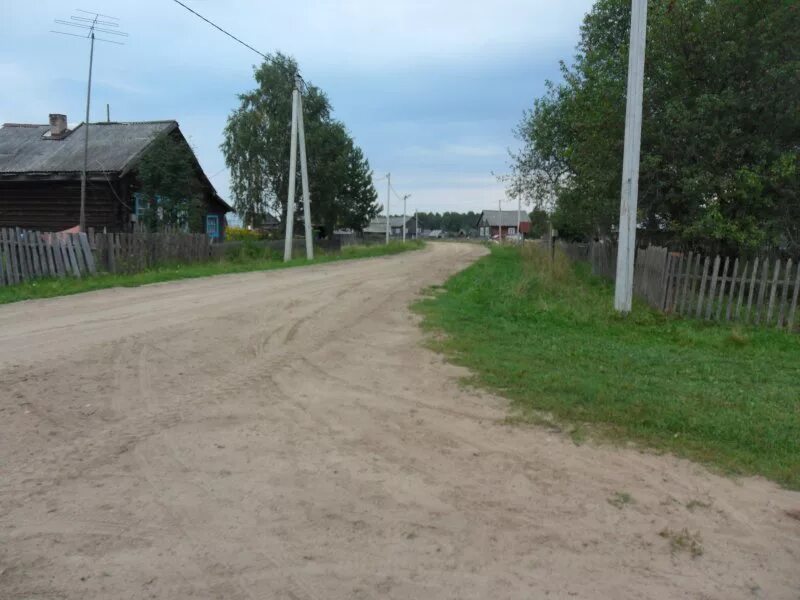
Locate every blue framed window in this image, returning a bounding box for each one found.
[206,214,220,239]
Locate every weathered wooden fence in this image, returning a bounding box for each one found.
[90,230,212,274]
[659,251,799,330]
[560,241,800,331]
[0,228,96,286]
[0,228,214,286]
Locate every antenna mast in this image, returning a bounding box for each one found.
[51,10,127,232]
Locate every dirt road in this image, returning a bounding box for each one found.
[1,242,798,599]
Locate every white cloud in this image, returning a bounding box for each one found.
[3,0,593,73]
[1,0,593,214]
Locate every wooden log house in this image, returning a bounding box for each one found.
[0,115,231,240]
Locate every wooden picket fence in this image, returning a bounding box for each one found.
[659,250,800,330]
[89,230,212,274]
[561,241,800,332]
[0,228,214,286]
[0,228,96,286]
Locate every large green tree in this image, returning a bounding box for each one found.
[337,143,380,232]
[511,0,799,254]
[222,53,378,234]
[136,133,204,232]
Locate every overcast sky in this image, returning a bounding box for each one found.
[0,0,594,216]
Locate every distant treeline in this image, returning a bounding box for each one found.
[413,212,480,233]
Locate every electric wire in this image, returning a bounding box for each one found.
[170,0,269,60]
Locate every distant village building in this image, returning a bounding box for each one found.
[0,115,231,239]
[364,215,416,237]
[476,210,531,238]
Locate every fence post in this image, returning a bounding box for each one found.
[754,258,770,325]
[704,256,721,320]
[787,262,800,332]
[777,258,793,328]
[766,258,782,326]
[725,258,739,322]
[714,256,729,321]
[660,250,672,311]
[745,258,761,323]
[695,256,710,318]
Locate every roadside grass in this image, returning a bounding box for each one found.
[414,244,800,489]
[0,240,424,305]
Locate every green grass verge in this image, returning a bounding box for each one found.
[0,240,424,305]
[414,244,800,489]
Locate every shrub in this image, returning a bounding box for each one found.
[226,226,263,242]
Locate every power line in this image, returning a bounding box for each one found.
[390,185,405,202]
[208,166,228,180]
[170,0,269,60]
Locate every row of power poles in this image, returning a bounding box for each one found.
[285,0,647,314]
[382,172,412,245]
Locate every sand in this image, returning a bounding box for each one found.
[1,242,798,599]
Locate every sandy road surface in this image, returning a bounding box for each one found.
[1,242,798,599]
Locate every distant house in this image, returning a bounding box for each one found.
[364,215,417,237]
[0,114,232,240]
[253,213,281,234]
[476,209,531,238]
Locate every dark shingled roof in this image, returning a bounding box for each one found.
[477,209,531,227]
[0,120,233,212]
[0,121,177,175]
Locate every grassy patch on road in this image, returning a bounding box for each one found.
[414,244,800,489]
[0,240,424,305]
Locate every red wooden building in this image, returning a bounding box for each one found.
[476,209,531,238]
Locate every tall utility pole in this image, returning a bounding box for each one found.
[385,173,391,244]
[402,194,410,242]
[613,0,649,313]
[51,10,126,232]
[498,198,503,243]
[415,210,418,240]
[517,195,523,244]
[80,30,95,232]
[283,77,314,262]
[296,79,313,260]
[283,86,300,262]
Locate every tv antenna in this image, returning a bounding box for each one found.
[51,10,128,232]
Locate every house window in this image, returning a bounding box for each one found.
[206,214,220,239]
[134,193,146,221]
[509,227,516,235]
[177,208,190,232]
[133,193,190,231]
[133,193,163,221]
